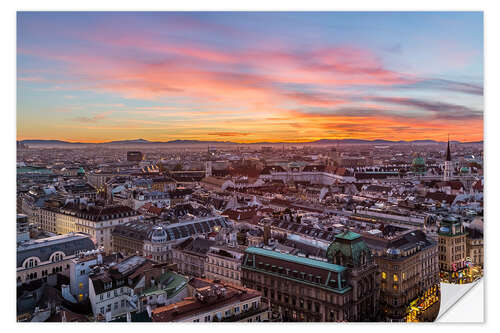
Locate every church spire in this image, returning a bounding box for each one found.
[446,135,451,161]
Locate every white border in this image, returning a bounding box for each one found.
[3,1,496,332]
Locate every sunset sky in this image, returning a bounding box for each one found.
[17,12,483,143]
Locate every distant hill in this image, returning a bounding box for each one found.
[19,138,481,146]
[19,140,85,145]
[106,138,151,144]
[165,139,237,145]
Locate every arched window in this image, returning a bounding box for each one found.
[22,257,41,269]
[50,251,65,263]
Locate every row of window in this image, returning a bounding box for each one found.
[99,299,127,314]
[21,265,63,282]
[206,266,240,280]
[98,287,130,301]
[191,301,258,322]
[208,258,239,270]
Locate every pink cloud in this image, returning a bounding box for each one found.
[19,37,422,112]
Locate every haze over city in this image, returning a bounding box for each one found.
[17,12,483,143]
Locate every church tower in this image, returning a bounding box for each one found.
[205,145,213,177]
[444,136,452,181]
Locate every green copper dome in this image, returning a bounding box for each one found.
[411,156,426,173]
[326,231,372,268]
[412,157,425,166]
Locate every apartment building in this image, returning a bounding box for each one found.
[438,216,468,283]
[205,245,244,286]
[17,232,95,285]
[363,229,440,321]
[37,202,138,253]
[151,278,269,322]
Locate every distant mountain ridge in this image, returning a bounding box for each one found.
[18,138,483,146]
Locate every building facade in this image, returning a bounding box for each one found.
[172,237,216,278]
[438,216,468,283]
[205,245,244,286]
[17,232,95,285]
[37,203,138,253]
[151,278,269,322]
[241,231,379,322]
[89,256,178,321]
[363,229,440,322]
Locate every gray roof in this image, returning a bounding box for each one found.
[17,233,95,267]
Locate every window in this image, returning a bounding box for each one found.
[225,310,231,317]
[234,306,240,314]
[100,294,103,301]
[243,303,249,311]
[121,300,125,308]
[393,274,398,282]
[100,307,105,314]
[114,302,118,310]
[204,315,211,322]
[381,272,386,280]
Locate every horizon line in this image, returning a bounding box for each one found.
[16,137,484,144]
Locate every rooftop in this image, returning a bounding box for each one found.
[245,247,346,273]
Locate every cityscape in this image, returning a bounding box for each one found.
[16,12,483,323]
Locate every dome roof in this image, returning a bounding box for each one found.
[412,157,426,166]
[326,231,371,268]
[149,226,167,243]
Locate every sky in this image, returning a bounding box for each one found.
[17,12,483,143]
